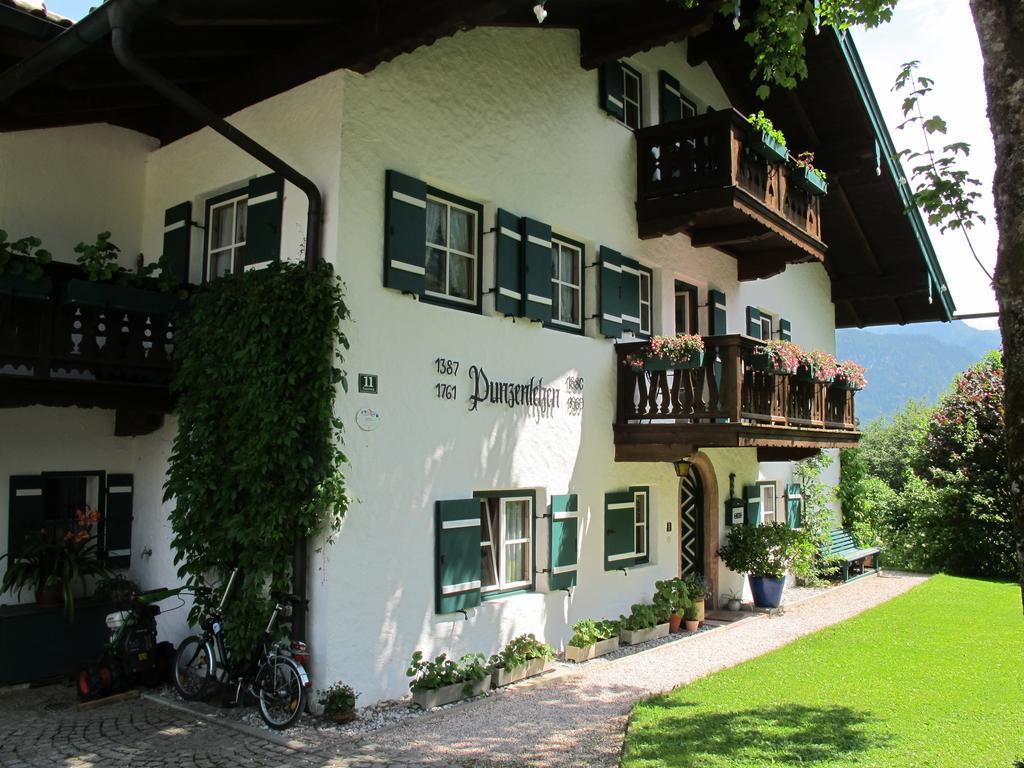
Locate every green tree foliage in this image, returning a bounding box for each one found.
[165,261,350,657]
[794,451,840,583]
[840,353,1013,578]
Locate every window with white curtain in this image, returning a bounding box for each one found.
[424,193,478,306]
[479,494,533,594]
[550,236,583,331]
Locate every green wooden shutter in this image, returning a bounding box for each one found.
[779,319,792,342]
[521,217,553,323]
[435,499,482,614]
[708,289,727,335]
[659,71,683,123]
[604,491,635,570]
[549,494,579,590]
[384,170,427,294]
[104,474,134,568]
[161,202,192,285]
[744,485,761,527]
[8,475,44,559]
[599,246,623,338]
[620,257,641,334]
[599,61,625,121]
[786,483,803,528]
[243,174,284,270]
[746,306,762,338]
[494,209,523,317]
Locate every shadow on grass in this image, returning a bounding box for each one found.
[625,703,889,767]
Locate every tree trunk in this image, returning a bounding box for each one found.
[969,0,1024,612]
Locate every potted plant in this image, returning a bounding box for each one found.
[565,619,621,662]
[317,681,359,723]
[717,523,815,609]
[796,350,839,383]
[722,588,743,612]
[792,151,829,195]
[681,573,710,624]
[751,340,801,374]
[488,634,555,688]
[618,603,670,645]
[833,360,868,391]
[0,229,53,300]
[654,579,691,633]
[644,334,705,371]
[406,651,492,709]
[746,111,789,163]
[0,507,110,618]
[682,602,700,632]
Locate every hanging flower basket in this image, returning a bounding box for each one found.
[796,350,838,384]
[750,340,801,375]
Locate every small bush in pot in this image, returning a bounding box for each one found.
[681,573,710,622]
[654,579,691,632]
[717,523,815,608]
[318,681,359,723]
[682,602,700,632]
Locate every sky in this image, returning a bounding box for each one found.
[42,0,1000,329]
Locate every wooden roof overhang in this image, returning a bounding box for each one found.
[0,1,69,71]
[0,0,720,143]
[688,12,955,327]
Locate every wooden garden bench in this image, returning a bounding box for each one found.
[824,528,881,582]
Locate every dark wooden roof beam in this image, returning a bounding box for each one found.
[831,272,928,302]
[579,2,719,70]
[690,222,772,248]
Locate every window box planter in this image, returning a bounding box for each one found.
[751,130,788,164]
[564,636,619,663]
[748,575,786,608]
[619,622,670,646]
[644,350,704,371]
[792,166,828,196]
[831,377,863,392]
[63,279,178,315]
[751,352,795,375]
[795,363,817,382]
[0,274,53,301]
[491,657,553,688]
[410,674,492,710]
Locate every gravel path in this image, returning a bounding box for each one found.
[336,572,928,768]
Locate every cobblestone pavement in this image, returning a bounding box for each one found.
[0,573,925,768]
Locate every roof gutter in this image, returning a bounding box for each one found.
[835,29,956,323]
[0,0,322,639]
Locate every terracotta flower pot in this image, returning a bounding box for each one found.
[329,709,358,724]
[684,619,700,632]
[669,613,683,633]
[35,586,62,608]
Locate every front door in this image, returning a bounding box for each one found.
[679,465,704,577]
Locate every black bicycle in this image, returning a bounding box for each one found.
[172,568,311,729]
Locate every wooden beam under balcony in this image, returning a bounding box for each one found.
[614,423,861,462]
[634,110,827,279]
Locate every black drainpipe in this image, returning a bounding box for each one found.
[105,4,316,640]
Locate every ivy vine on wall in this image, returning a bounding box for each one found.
[165,261,350,656]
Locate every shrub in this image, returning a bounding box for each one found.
[317,681,358,715]
[619,603,662,631]
[717,523,815,580]
[653,578,691,619]
[488,634,554,671]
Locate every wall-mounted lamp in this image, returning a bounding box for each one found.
[674,458,693,477]
[533,2,548,23]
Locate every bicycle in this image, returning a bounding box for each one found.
[171,567,312,729]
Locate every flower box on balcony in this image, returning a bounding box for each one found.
[752,130,788,164]
[644,350,704,371]
[831,377,863,392]
[750,353,794,375]
[63,279,178,315]
[0,274,53,301]
[793,166,828,196]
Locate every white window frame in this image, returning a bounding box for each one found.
[206,193,248,281]
[621,64,643,130]
[550,237,583,330]
[759,312,774,341]
[760,482,777,525]
[633,489,649,562]
[424,194,479,307]
[639,271,653,336]
[480,495,533,594]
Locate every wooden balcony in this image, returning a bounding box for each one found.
[614,336,860,462]
[635,110,826,281]
[0,262,178,416]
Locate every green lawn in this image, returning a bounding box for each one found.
[622,576,1024,768]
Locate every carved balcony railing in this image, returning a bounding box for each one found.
[635,110,826,281]
[0,262,179,412]
[614,336,859,462]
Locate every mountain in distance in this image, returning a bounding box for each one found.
[835,321,1002,424]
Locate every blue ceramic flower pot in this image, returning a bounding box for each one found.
[748,575,786,608]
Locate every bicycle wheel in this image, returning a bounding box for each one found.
[173,635,214,700]
[255,656,307,730]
